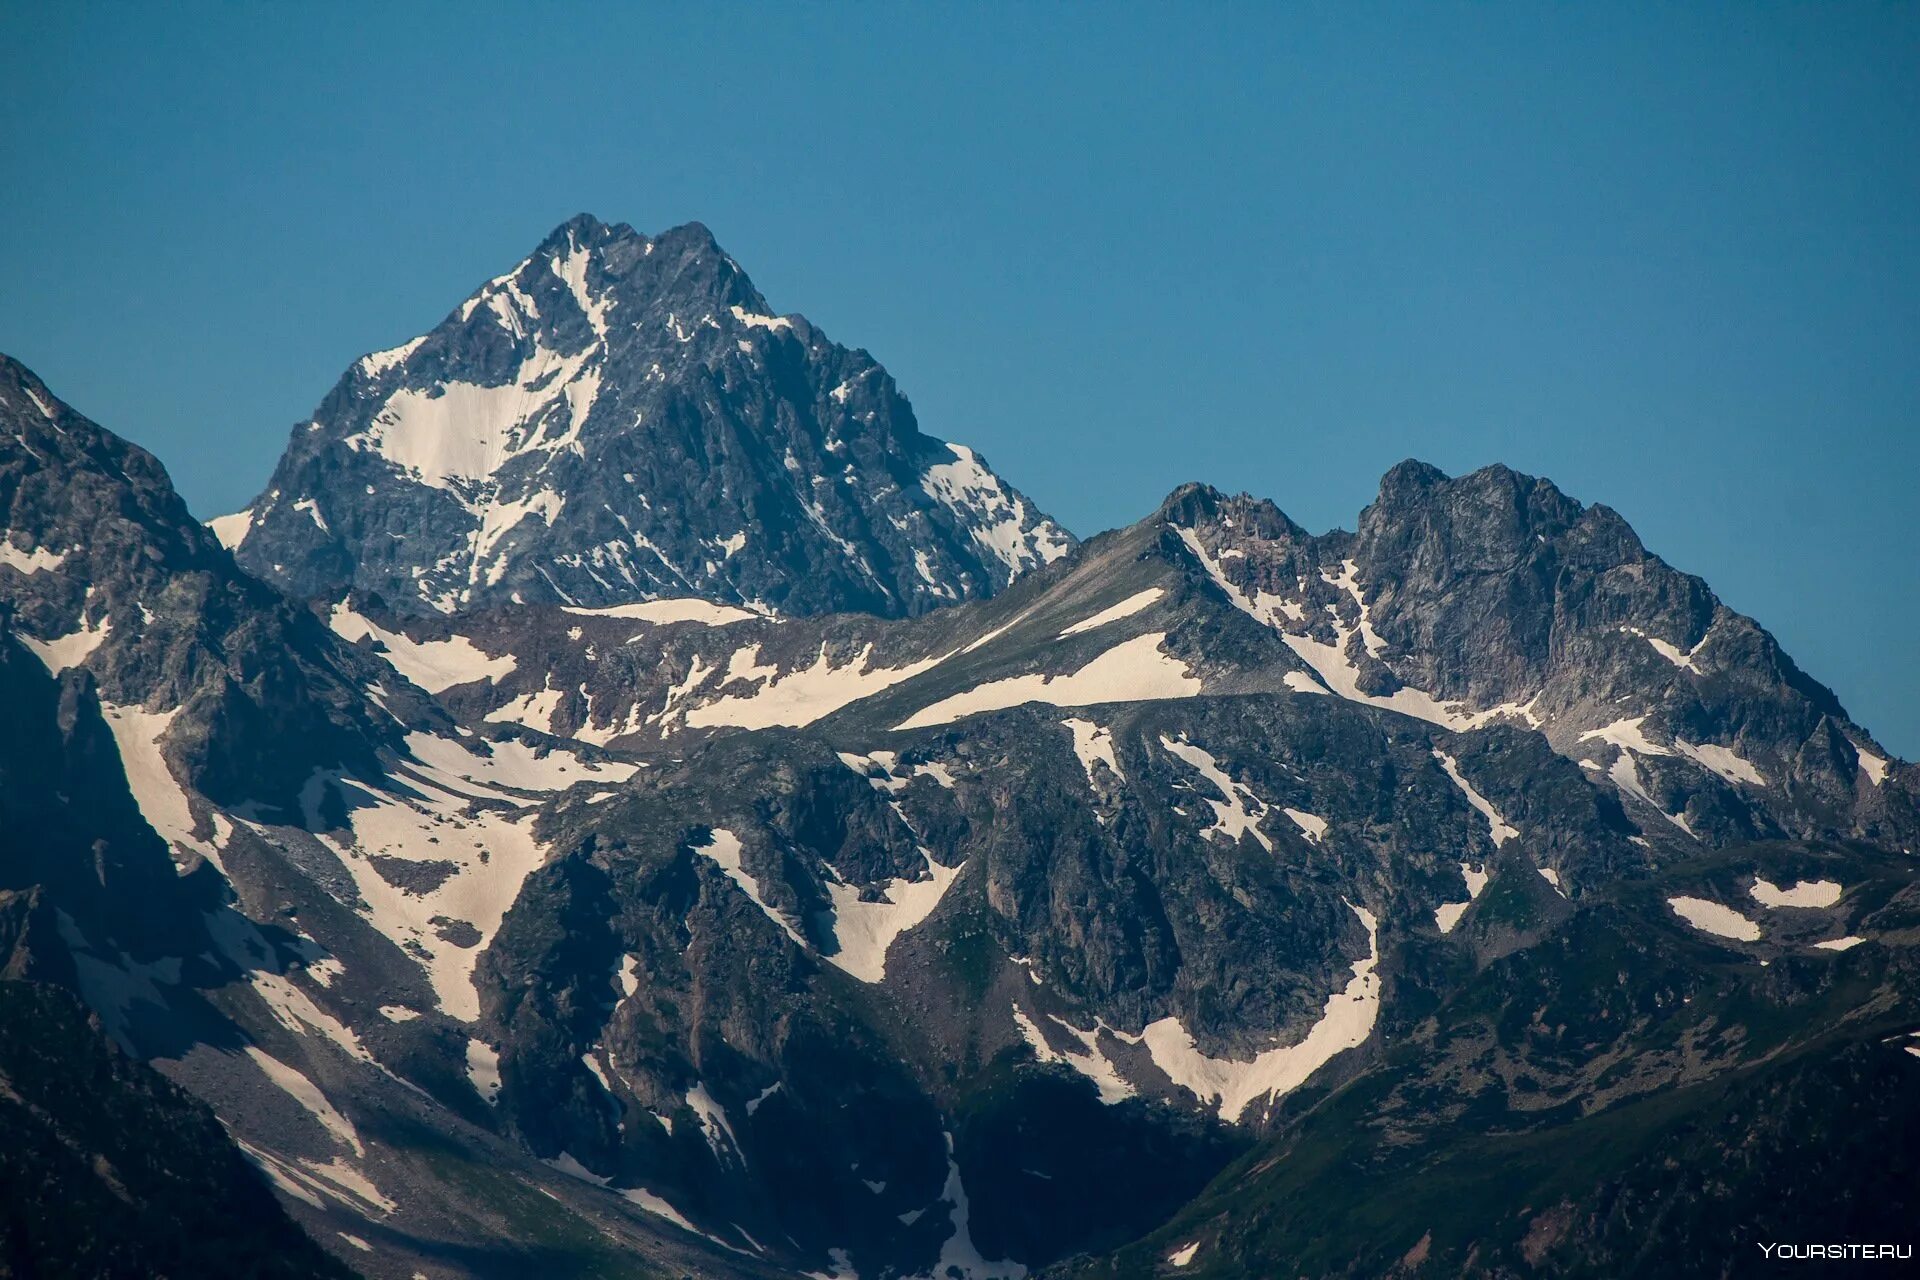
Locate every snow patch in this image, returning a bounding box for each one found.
[1750,878,1842,909]
[922,442,1071,575]
[823,851,964,983]
[244,1047,363,1156]
[1852,741,1890,787]
[329,605,516,692]
[208,508,255,549]
[466,1040,502,1103]
[1160,736,1273,852]
[562,598,760,626]
[0,538,68,574]
[357,336,426,378]
[686,1082,743,1165]
[1621,625,1707,673]
[1142,902,1380,1121]
[1062,718,1123,787]
[1434,862,1489,934]
[1057,588,1164,638]
[689,644,948,731]
[1282,809,1327,843]
[1432,751,1518,846]
[1674,739,1766,788]
[21,607,110,673]
[1667,896,1762,942]
[897,632,1201,730]
[693,828,807,947]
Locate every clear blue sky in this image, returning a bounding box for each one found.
[3,3,1915,754]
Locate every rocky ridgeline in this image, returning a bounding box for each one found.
[1,226,1915,1279]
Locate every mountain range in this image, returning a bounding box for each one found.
[1,216,1913,1280]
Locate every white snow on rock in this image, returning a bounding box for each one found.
[581,1051,618,1099]
[311,786,544,1021]
[685,1082,743,1165]
[897,632,1201,730]
[0,537,68,574]
[466,1039,502,1104]
[729,304,792,332]
[208,507,255,549]
[1674,739,1766,788]
[920,1131,1027,1280]
[378,1005,420,1023]
[1160,736,1273,852]
[1057,588,1164,638]
[1168,1241,1201,1268]
[1749,878,1843,909]
[329,604,517,692]
[1580,716,1670,758]
[1432,751,1518,847]
[21,607,110,673]
[1015,1004,1137,1104]
[838,749,909,793]
[244,965,373,1066]
[357,335,426,379]
[1667,896,1762,942]
[1813,936,1865,952]
[1176,528,1545,732]
[1620,624,1707,673]
[244,1046,364,1156]
[823,850,964,983]
[483,681,567,735]
[1280,615,1519,731]
[1584,726,1697,837]
[561,598,760,626]
[913,760,958,789]
[687,643,948,731]
[1434,862,1489,934]
[619,1186,712,1240]
[293,497,330,533]
[1851,741,1890,787]
[287,731,629,1020]
[343,338,599,494]
[98,703,229,873]
[1283,809,1328,844]
[921,442,1071,576]
[1062,718,1123,787]
[1538,867,1566,895]
[692,828,807,947]
[1175,527,1304,631]
[401,730,632,793]
[1141,901,1380,1122]
[553,239,614,336]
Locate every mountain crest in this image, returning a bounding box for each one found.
[223,217,1071,617]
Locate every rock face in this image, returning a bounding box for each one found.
[0,974,354,1280]
[4,308,1916,1280]
[221,214,1071,618]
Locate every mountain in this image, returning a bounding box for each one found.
[0,356,787,1279]
[217,214,1071,618]
[5,247,1916,1280]
[0,970,355,1280]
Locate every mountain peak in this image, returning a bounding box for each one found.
[220,217,1073,617]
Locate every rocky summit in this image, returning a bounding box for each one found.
[1,223,1915,1280]
[218,215,1071,619]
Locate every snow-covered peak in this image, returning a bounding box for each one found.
[222,217,1075,619]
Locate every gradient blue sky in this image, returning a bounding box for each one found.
[3,3,1916,752]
